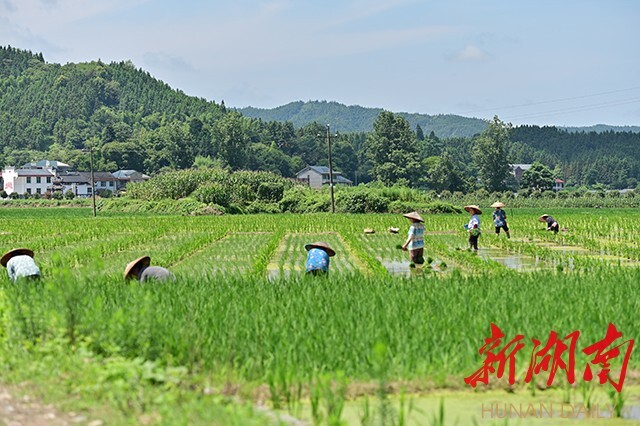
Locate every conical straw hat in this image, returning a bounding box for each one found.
[403,211,424,222]
[124,255,151,279]
[491,201,506,208]
[304,242,336,257]
[464,205,482,214]
[1,248,34,267]
[538,214,550,222]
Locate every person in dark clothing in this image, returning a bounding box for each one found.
[124,256,175,282]
[539,214,559,234]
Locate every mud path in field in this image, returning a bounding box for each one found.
[0,384,102,426]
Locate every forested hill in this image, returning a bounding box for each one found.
[238,101,488,138]
[2,45,640,189]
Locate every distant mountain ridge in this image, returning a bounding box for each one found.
[238,101,488,138]
[238,101,640,137]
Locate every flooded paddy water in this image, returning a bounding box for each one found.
[285,385,640,425]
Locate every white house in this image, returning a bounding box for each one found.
[2,161,143,197]
[2,166,55,196]
[296,166,353,189]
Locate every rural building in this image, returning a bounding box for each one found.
[554,179,564,192]
[112,170,151,190]
[512,164,532,181]
[2,160,146,197]
[295,166,353,189]
[2,166,55,196]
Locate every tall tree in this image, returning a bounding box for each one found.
[473,116,512,191]
[365,111,421,186]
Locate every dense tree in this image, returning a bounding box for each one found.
[473,116,512,192]
[422,151,468,192]
[365,111,421,186]
[212,112,249,170]
[520,162,555,191]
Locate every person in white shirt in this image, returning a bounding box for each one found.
[464,205,482,252]
[1,248,40,282]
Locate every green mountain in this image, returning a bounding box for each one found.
[2,45,640,190]
[238,101,489,138]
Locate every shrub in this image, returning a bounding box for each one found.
[51,191,64,200]
[246,201,280,214]
[0,190,7,199]
[257,182,285,202]
[23,192,31,199]
[33,192,41,200]
[64,189,75,200]
[192,183,231,207]
[424,201,463,214]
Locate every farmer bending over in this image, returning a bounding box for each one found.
[1,248,40,282]
[124,255,175,282]
[304,242,335,275]
[539,214,559,234]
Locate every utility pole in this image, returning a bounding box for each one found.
[88,145,96,217]
[326,124,335,213]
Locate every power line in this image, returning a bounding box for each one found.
[460,86,640,115]
[502,97,640,121]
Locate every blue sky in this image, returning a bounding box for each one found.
[1,0,639,127]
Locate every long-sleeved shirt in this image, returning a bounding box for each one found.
[6,255,40,282]
[467,214,481,230]
[306,248,330,273]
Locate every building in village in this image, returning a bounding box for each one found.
[295,166,353,189]
[1,160,148,197]
[512,164,532,182]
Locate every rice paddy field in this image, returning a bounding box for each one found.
[0,207,639,425]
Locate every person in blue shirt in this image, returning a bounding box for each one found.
[491,201,510,238]
[304,242,335,275]
[401,211,425,267]
[1,248,40,282]
[124,255,175,282]
[464,205,482,252]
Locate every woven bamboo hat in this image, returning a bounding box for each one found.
[403,211,424,222]
[491,201,506,208]
[464,205,482,214]
[304,242,336,257]
[1,248,34,267]
[538,214,550,222]
[124,255,151,279]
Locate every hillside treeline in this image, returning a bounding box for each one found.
[1,46,640,190]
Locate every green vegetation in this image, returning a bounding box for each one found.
[3,45,640,192]
[0,209,638,424]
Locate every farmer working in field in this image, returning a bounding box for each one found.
[491,201,510,238]
[401,211,425,267]
[539,214,560,234]
[464,205,482,252]
[1,248,41,282]
[304,242,335,275]
[124,255,175,282]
